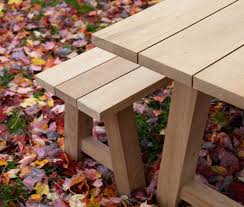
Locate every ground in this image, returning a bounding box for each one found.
[0,0,244,207]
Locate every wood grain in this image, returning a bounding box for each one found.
[194,46,244,110]
[156,82,211,207]
[104,105,145,195]
[181,180,243,207]
[93,0,237,62]
[64,103,93,160]
[35,47,116,94]
[81,136,113,170]
[139,0,244,86]
[77,67,169,120]
[56,57,139,106]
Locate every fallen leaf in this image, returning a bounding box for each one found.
[35,159,49,168]
[31,58,46,66]
[8,0,22,5]
[0,159,8,166]
[30,194,42,202]
[35,182,49,196]
[7,168,20,178]
[23,168,45,190]
[63,172,86,191]
[211,165,228,176]
[68,194,86,207]
[238,150,244,158]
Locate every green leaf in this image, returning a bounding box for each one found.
[211,111,227,126]
[0,178,30,206]
[5,161,17,172]
[86,23,98,32]
[31,0,46,7]
[48,0,60,7]
[0,68,14,87]
[136,113,150,139]
[33,89,45,100]
[155,96,171,133]
[6,110,27,134]
[51,25,59,35]
[64,0,94,14]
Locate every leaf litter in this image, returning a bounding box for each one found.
[0,0,244,207]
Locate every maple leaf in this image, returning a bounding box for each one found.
[63,172,86,191]
[35,182,49,196]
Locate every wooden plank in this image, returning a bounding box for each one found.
[194,46,244,110]
[56,57,139,106]
[181,180,243,207]
[64,103,93,160]
[92,0,237,62]
[139,0,244,86]
[156,82,211,207]
[81,136,113,170]
[35,47,116,94]
[77,67,169,121]
[104,105,145,195]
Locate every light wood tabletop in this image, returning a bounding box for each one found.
[93,0,244,108]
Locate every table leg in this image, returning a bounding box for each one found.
[64,102,93,160]
[156,81,211,206]
[104,105,146,195]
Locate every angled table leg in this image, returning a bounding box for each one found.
[64,102,93,160]
[156,81,211,207]
[103,105,146,195]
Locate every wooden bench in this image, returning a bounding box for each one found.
[35,47,169,195]
[92,0,244,206]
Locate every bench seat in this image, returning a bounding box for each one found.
[36,47,168,195]
[36,47,116,94]
[77,66,167,120]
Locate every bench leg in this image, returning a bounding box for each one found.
[104,105,146,195]
[156,81,211,206]
[64,102,93,160]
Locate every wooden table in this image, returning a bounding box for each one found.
[92,0,244,206]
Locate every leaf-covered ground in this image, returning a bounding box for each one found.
[0,0,244,206]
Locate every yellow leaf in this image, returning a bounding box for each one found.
[238,150,244,158]
[0,3,4,17]
[35,183,49,196]
[0,160,8,166]
[27,39,34,47]
[35,159,48,168]
[8,0,22,5]
[20,97,38,108]
[14,74,32,87]
[31,58,46,66]
[30,194,42,202]
[211,165,227,176]
[48,98,54,108]
[70,173,86,188]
